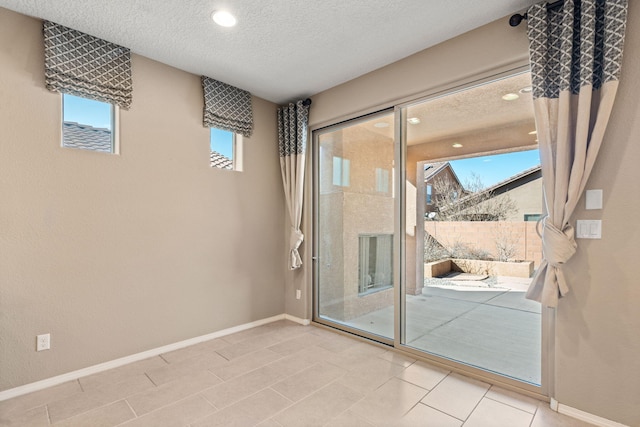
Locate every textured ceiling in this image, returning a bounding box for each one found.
[405,72,535,145]
[344,72,537,163]
[0,0,535,104]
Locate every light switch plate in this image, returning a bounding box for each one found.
[585,189,603,210]
[576,220,602,239]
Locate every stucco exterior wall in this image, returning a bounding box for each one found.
[317,124,395,321]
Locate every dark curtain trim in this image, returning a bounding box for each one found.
[278,100,310,157]
[527,0,628,99]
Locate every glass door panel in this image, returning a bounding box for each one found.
[314,111,395,341]
[402,72,543,385]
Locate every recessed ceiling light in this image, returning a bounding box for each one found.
[519,86,533,94]
[407,117,421,125]
[212,11,237,27]
[528,130,537,135]
[452,143,463,148]
[501,93,519,101]
[374,122,389,128]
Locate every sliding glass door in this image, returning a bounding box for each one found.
[313,71,546,394]
[313,110,396,342]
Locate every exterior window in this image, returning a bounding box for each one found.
[524,213,543,222]
[358,234,393,294]
[426,184,433,204]
[375,168,390,193]
[210,128,242,171]
[332,156,350,187]
[62,94,116,153]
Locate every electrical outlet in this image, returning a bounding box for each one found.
[296,289,301,300]
[36,334,50,351]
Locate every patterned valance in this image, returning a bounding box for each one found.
[278,100,310,157]
[202,76,253,137]
[527,0,628,100]
[43,21,132,109]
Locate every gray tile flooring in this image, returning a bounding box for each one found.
[0,320,588,426]
[342,277,542,384]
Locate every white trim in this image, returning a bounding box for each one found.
[0,314,294,402]
[552,401,629,427]
[284,314,311,325]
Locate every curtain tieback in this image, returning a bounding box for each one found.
[290,227,304,249]
[289,227,304,270]
[542,221,577,267]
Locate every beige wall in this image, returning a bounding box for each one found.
[0,8,285,391]
[553,2,640,424]
[303,6,640,426]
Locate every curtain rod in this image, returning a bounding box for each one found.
[302,98,312,107]
[509,0,564,26]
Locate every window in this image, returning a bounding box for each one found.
[62,94,116,153]
[358,234,393,295]
[375,168,390,193]
[332,156,350,186]
[524,213,543,222]
[426,184,433,204]
[210,128,242,171]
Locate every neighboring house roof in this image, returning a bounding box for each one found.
[477,165,542,197]
[424,161,464,188]
[62,121,112,152]
[210,150,233,169]
[437,164,542,220]
[423,162,449,181]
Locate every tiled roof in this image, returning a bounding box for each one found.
[423,162,449,181]
[210,150,233,169]
[62,121,112,152]
[447,164,542,210]
[480,165,542,195]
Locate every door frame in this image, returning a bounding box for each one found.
[310,66,553,400]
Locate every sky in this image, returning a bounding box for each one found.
[210,128,234,159]
[448,149,540,189]
[63,94,112,129]
[63,93,234,159]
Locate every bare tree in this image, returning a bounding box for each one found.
[494,223,520,261]
[431,173,517,221]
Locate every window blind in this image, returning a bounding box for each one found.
[43,21,132,109]
[202,76,253,137]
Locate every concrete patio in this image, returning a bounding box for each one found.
[342,275,542,385]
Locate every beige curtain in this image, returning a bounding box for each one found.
[278,100,311,270]
[525,0,628,307]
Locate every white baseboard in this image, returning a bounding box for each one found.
[554,401,629,427]
[0,313,307,402]
[284,314,311,325]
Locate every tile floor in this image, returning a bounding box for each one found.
[0,320,591,427]
[345,277,542,384]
